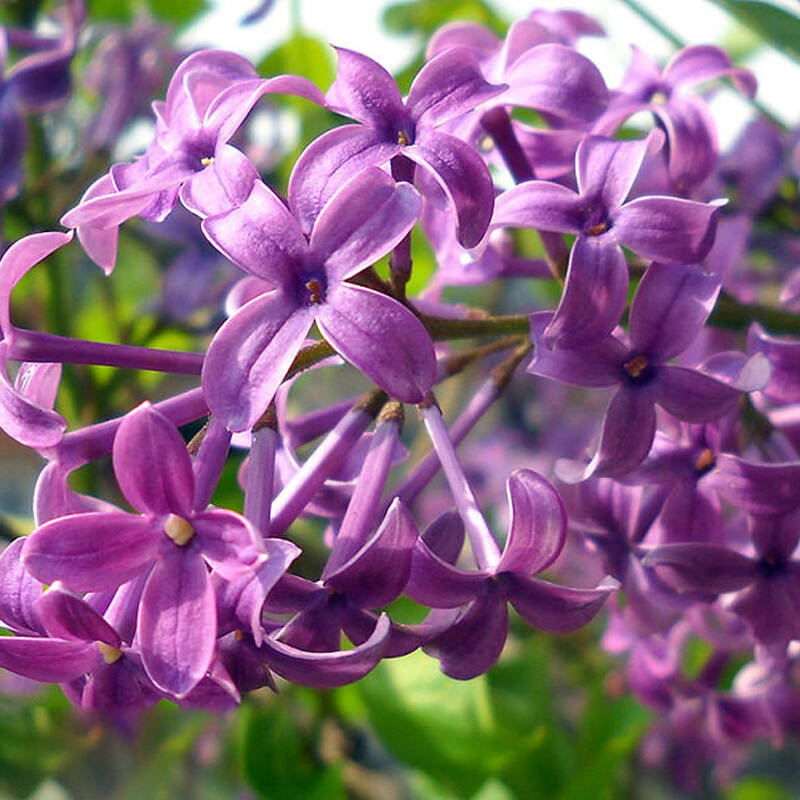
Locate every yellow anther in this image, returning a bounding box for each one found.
[97,642,122,664]
[694,448,715,473]
[164,513,195,546]
[200,156,214,167]
[623,355,649,378]
[651,91,668,106]
[305,278,324,304]
[396,130,410,146]
[585,221,609,236]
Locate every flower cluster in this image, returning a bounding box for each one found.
[0,2,799,786]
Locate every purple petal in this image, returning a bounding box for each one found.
[663,45,756,96]
[405,539,488,608]
[138,548,216,696]
[426,22,500,61]
[14,361,60,410]
[0,538,44,635]
[652,95,719,191]
[0,231,73,339]
[593,387,658,477]
[83,659,156,712]
[424,581,508,679]
[404,128,494,248]
[615,195,722,264]
[179,144,258,219]
[74,176,119,273]
[629,263,720,360]
[502,44,608,122]
[747,323,800,404]
[288,125,400,234]
[317,283,436,403]
[406,47,505,127]
[311,168,421,282]
[326,47,405,129]
[642,543,755,593]
[36,584,121,647]
[705,455,800,515]
[421,511,464,564]
[202,292,315,432]
[202,180,306,285]
[544,234,628,348]
[192,508,261,578]
[576,133,658,209]
[325,500,419,608]
[205,74,325,143]
[0,343,66,448]
[259,612,391,688]
[23,512,160,592]
[515,124,583,180]
[495,470,566,576]
[500,573,611,632]
[655,367,741,423]
[492,180,583,234]
[113,403,195,517]
[527,311,626,387]
[0,636,98,683]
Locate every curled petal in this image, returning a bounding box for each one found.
[496,469,566,576]
[405,128,494,248]
[705,456,800,515]
[0,538,44,635]
[325,500,419,609]
[406,539,488,608]
[424,581,508,680]
[500,573,611,632]
[317,283,436,403]
[259,612,391,688]
[192,509,261,578]
[664,45,756,96]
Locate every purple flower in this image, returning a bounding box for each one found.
[61,49,323,271]
[23,402,264,696]
[529,263,767,479]
[288,45,504,247]
[201,167,435,432]
[493,132,724,346]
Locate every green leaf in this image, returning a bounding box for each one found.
[383,0,505,36]
[708,0,800,63]
[258,34,335,90]
[724,776,797,800]
[356,650,503,796]
[88,0,208,24]
[239,701,346,800]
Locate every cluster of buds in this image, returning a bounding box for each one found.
[1,3,799,785]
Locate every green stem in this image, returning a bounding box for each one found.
[421,313,530,340]
[710,292,800,335]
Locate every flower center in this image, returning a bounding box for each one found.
[623,354,649,379]
[305,278,325,304]
[164,513,195,546]
[200,156,214,167]
[759,553,786,576]
[97,642,122,664]
[397,130,411,146]
[694,448,715,475]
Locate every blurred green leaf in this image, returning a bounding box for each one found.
[708,0,800,63]
[88,0,208,24]
[724,776,797,800]
[383,0,506,36]
[239,700,346,800]
[259,34,335,89]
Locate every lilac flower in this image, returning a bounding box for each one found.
[596,45,756,192]
[288,45,504,247]
[201,167,435,432]
[23,403,264,696]
[528,263,766,479]
[493,133,723,346]
[61,49,323,271]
